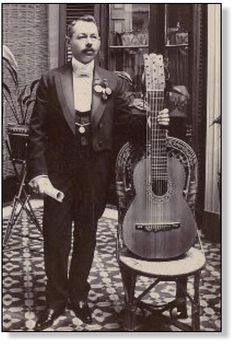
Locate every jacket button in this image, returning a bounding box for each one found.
[99,122,103,129]
[98,140,103,147]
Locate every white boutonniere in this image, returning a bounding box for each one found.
[93,78,112,101]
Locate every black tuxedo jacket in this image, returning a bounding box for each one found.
[27,62,144,184]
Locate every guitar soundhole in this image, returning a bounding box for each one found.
[152,179,168,196]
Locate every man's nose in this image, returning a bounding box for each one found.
[86,37,93,45]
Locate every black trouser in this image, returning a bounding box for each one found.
[43,137,112,309]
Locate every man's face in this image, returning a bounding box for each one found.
[69,21,101,64]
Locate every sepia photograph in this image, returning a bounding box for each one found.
[2,2,222,333]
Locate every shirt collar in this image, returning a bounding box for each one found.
[72,57,94,77]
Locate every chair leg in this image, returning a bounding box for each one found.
[192,271,201,331]
[3,195,21,247]
[176,277,188,318]
[24,196,42,233]
[120,265,137,331]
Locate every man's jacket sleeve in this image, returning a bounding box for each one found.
[27,74,49,181]
[113,76,146,145]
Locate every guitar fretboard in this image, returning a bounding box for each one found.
[146,90,168,181]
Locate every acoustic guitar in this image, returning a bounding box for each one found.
[122,53,197,260]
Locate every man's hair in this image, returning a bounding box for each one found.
[67,15,98,39]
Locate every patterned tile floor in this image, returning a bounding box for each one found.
[2,202,221,332]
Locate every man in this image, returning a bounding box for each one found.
[28,15,169,331]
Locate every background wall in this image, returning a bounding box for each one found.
[3,4,49,181]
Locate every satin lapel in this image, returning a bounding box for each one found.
[91,67,107,129]
[56,63,75,134]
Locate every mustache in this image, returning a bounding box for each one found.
[82,48,95,53]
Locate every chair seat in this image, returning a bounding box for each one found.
[119,247,206,277]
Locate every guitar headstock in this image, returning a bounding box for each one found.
[143,53,166,92]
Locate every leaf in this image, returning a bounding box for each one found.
[3,82,12,98]
[114,71,133,85]
[22,94,31,105]
[17,85,27,103]
[3,85,20,123]
[3,57,18,86]
[25,99,36,108]
[3,45,18,70]
[30,79,40,95]
[20,79,39,105]
[23,99,36,124]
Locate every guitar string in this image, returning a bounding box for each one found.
[149,58,153,226]
[145,55,150,229]
[154,91,158,226]
[154,89,159,227]
[156,89,166,228]
[158,89,164,228]
[145,56,150,227]
[153,60,159,228]
[146,56,167,230]
[149,66,152,225]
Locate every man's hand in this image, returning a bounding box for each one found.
[147,108,170,127]
[29,176,51,194]
[157,108,170,126]
[29,176,64,202]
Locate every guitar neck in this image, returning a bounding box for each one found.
[146,90,168,181]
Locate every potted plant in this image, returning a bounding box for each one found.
[3,45,39,161]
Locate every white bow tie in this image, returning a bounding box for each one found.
[72,57,94,78]
[74,65,93,78]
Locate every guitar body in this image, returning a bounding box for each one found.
[123,154,197,259]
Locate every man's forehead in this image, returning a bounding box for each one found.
[73,21,99,35]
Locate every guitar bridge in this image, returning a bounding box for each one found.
[135,222,180,232]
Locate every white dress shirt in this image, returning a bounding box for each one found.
[72,57,94,112]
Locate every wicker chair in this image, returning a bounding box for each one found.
[116,139,206,331]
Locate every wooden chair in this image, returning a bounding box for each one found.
[116,139,206,331]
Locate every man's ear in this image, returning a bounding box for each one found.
[65,35,70,46]
[97,37,101,49]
